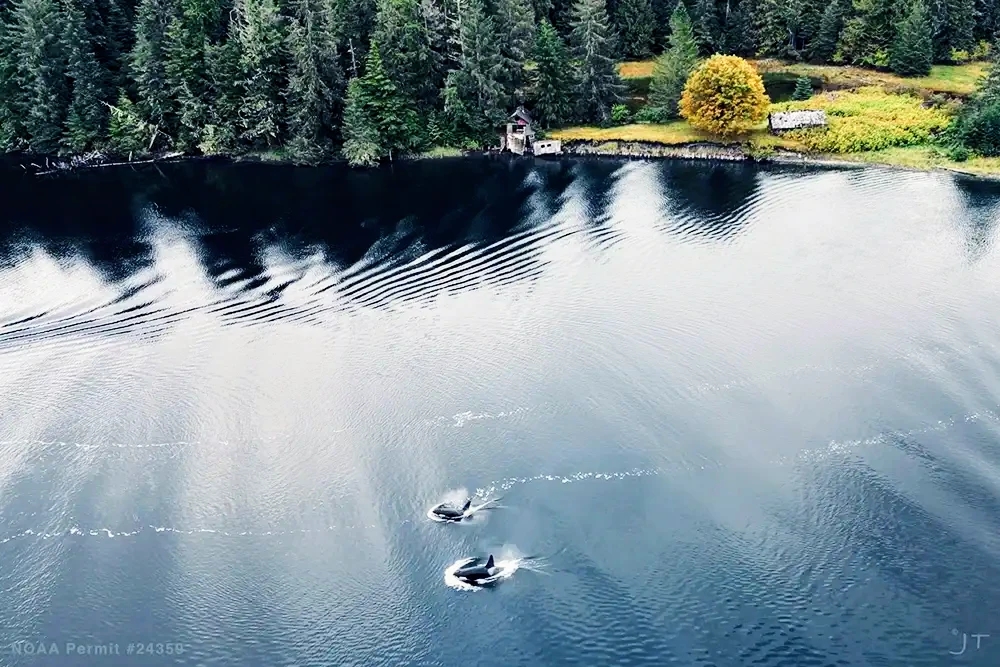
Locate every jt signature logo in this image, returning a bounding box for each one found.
[950,629,989,656]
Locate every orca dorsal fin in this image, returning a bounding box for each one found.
[486,555,494,568]
[462,498,472,511]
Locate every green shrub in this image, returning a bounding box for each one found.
[774,87,950,153]
[973,41,992,61]
[633,105,664,123]
[948,144,970,161]
[611,104,633,125]
[952,103,1000,156]
[951,49,971,64]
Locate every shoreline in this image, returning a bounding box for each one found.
[5,140,1000,183]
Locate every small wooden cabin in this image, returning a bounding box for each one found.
[504,107,536,155]
[501,107,562,156]
[768,110,828,133]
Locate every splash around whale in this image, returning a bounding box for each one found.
[427,490,503,523]
[444,555,519,590]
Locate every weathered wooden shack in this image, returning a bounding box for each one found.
[501,107,562,156]
[768,110,828,133]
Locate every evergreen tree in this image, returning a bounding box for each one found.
[791,74,812,99]
[130,0,175,133]
[808,0,845,62]
[342,76,382,165]
[0,15,23,149]
[692,0,721,54]
[497,0,536,104]
[569,0,623,124]
[838,0,900,67]
[233,0,286,147]
[928,0,975,60]
[284,0,344,162]
[443,0,505,142]
[892,0,934,75]
[531,18,572,127]
[754,0,792,57]
[648,1,699,120]
[163,0,216,149]
[11,0,69,152]
[203,35,241,152]
[333,0,376,67]
[615,0,653,58]
[62,0,107,151]
[650,0,673,50]
[359,40,419,156]
[107,89,150,152]
[373,0,437,109]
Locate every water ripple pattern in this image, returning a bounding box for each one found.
[2,159,1000,667]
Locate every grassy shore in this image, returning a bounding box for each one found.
[548,60,998,178]
[618,59,990,97]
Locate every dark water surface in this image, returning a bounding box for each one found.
[1,157,999,666]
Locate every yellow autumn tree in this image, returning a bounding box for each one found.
[679,55,770,137]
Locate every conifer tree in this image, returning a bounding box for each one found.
[791,74,812,99]
[107,90,150,152]
[130,0,175,133]
[333,0,376,66]
[928,0,975,61]
[12,0,69,152]
[808,0,845,62]
[163,0,216,148]
[233,0,286,147]
[531,18,572,127]
[569,0,623,124]
[443,0,505,142]
[839,0,900,67]
[342,76,382,165]
[648,1,699,120]
[0,16,23,149]
[62,0,107,151]
[359,40,419,156]
[203,36,241,152]
[891,0,934,75]
[615,0,654,59]
[496,0,536,104]
[373,0,437,109]
[284,0,344,162]
[692,0,721,54]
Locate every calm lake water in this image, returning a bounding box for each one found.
[0,157,999,666]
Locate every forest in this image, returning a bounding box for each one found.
[1,0,999,165]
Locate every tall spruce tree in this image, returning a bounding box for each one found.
[496,0,536,104]
[892,0,934,75]
[284,0,344,161]
[233,0,286,147]
[808,0,845,62]
[531,18,572,127]
[692,0,721,54]
[443,0,505,142]
[163,0,217,148]
[130,0,175,134]
[203,34,241,152]
[839,0,900,67]
[0,14,23,149]
[373,0,437,109]
[342,76,382,165]
[615,0,654,58]
[648,0,699,120]
[359,40,419,156]
[62,0,107,151]
[929,0,975,61]
[11,0,69,152]
[569,0,623,124]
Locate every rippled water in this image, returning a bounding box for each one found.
[1,157,999,666]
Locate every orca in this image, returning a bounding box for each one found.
[430,497,473,521]
[453,555,498,585]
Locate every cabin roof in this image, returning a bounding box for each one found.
[769,110,827,131]
[510,107,533,124]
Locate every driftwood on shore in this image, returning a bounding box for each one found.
[27,150,186,176]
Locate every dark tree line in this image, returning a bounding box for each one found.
[2,0,999,164]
